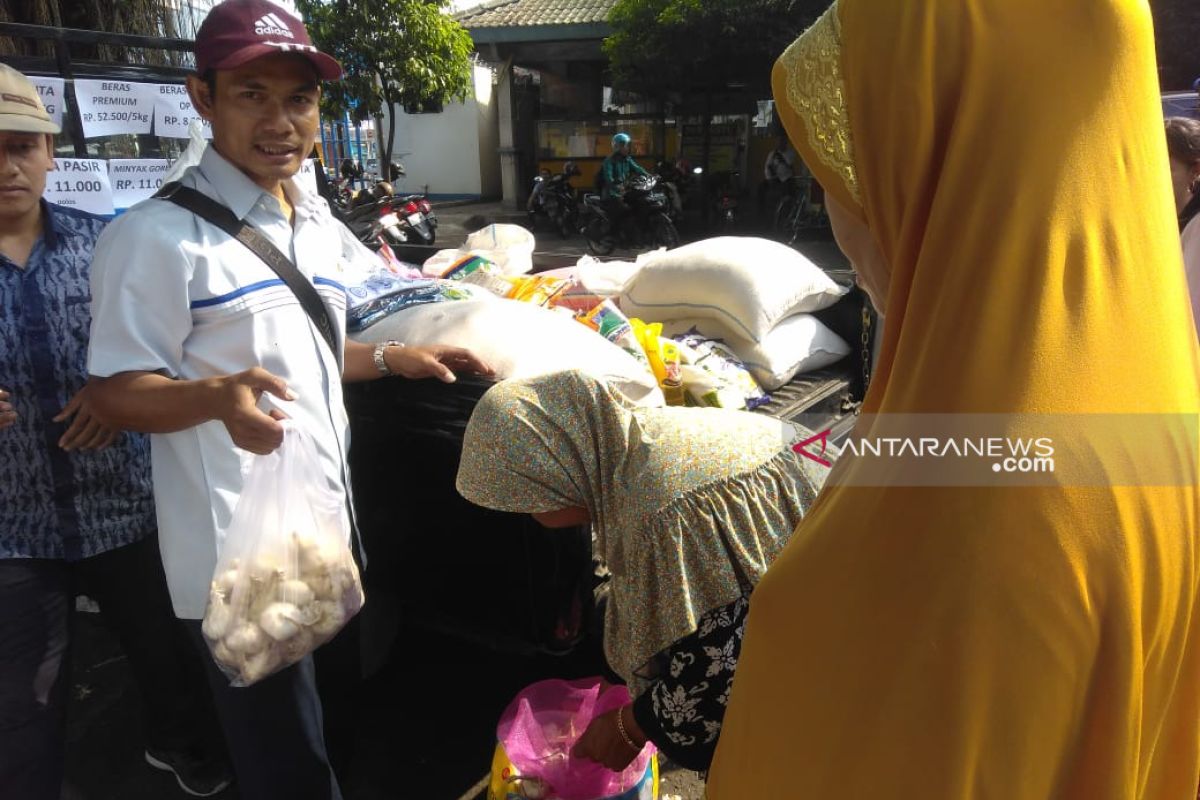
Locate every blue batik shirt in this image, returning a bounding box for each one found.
[0,201,155,561]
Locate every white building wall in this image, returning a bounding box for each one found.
[391,65,496,201]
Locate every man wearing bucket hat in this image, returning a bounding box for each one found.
[86,1,490,798]
[0,64,231,799]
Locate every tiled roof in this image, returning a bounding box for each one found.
[457,0,618,29]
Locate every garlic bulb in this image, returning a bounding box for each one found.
[296,602,322,627]
[280,627,315,663]
[306,571,335,601]
[201,595,234,640]
[212,567,241,599]
[311,600,348,637]
[212,639,237,668]
[295,532,338,574]
[205,528,361,684]
[259,602,303,641]
[278,579,315,607]
[247,558,284,585]
[241,646,282,683]
[224,622,267,655]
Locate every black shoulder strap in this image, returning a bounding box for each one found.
[155,182,339,357]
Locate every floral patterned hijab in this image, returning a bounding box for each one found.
[457,369,829,689]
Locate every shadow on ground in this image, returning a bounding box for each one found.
[64,612,705,800]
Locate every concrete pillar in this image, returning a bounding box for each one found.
[496,58,521,210]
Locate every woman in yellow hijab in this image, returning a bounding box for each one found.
[707,1,1200,798]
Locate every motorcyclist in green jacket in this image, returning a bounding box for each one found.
[600,132,649,199]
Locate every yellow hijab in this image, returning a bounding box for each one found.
[707,1,1200,798]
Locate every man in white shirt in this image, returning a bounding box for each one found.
[85,2,489,798]
[759,134,795,217]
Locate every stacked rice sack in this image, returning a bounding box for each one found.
[618,237,852,393]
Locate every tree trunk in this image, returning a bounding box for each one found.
[376,69,396,177]
[384,95,397,176]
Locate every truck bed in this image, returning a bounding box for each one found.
[346,248,873,656]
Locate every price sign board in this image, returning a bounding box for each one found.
[153,84,213,139]
[27,77,65,129]
[73,80,155,137]
[109,159,170,210]
[44,159,114,215]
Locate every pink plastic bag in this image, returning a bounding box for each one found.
[497,678,655,800]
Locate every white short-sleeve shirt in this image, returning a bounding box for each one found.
[88,146,369,619]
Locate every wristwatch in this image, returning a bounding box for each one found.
[372,341,404,376]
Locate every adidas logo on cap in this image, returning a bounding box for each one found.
[254,11,295,39]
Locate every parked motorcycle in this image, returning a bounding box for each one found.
[654,158,692,222]
[773,174,828,243]
[338,183,405,252]
[580,174,679,256]
[331,163,438,248]
[527,162,581,238]
[385,192,438,246]
[709,170,741,232]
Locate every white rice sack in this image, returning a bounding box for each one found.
[351,298,664,406]
[618,237,847,343]
[421,248,469,277]
[463,224,536,276]
[661,313,852,391]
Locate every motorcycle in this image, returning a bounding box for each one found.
[377,159,437,246]
[709,170,741,232]
[385,192,438,246]
[338,183,407,252]
[527,163,580,238]
[654,158,692,222]
[580,174,680,256]
[773,174,828,244]
[333,170,437,249]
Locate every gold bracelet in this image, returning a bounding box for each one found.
[615,705,641,752]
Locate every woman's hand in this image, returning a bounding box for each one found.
[571,703,647,772]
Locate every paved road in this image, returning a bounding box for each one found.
[431,199,849,273]
[64,610,703,800]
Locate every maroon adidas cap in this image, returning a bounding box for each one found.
[195,0,342,81]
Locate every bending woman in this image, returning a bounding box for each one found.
[456,369,831,773]
[708,2,1200,798]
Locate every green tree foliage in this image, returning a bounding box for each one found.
[0,0,187,63]
[604,0,826,99]
[607,0,1200,97]
[295,0,474,166]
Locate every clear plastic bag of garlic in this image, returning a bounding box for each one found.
[202,530,363,685]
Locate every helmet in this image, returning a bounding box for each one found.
[563,160,580,177]
[612,132,632,149]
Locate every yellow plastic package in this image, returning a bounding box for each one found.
[487,741,659,800]
[577,300,653,371]
[630,319,686,406]
[508,275,575,307]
